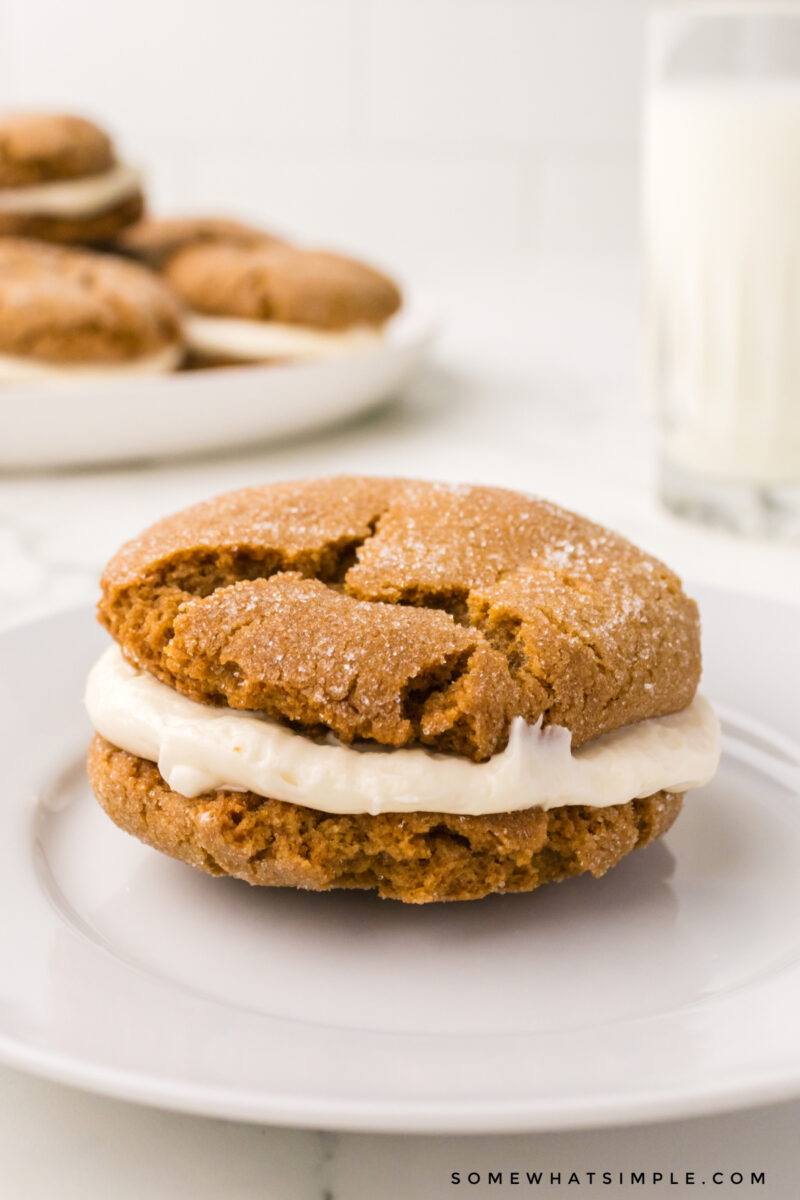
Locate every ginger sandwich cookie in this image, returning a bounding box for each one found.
[162,241,402,365]
[0,112,144,244]
[0,239,184,381]
[115,214,283,272]
[85,477,721,904]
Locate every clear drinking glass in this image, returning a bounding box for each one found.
[644,4,800,538]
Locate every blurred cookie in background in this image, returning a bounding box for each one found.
[163,241,403,366]
[0,238,184,381]
[0,112,144,244]
[115,214,284,271]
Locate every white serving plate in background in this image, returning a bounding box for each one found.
[0,588,799,1132]
[0,300,437,470]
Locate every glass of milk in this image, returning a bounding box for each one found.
[644,5,800,537]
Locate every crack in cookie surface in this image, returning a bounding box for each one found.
[98,476,702,757]
[164,573,516,758]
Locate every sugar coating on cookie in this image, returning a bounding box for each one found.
[0,238,183,366]
[98,476,701,757]
[0,111,144,243]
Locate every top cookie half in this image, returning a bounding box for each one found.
[0,112,113,187]
[115,215,285,271]
[98,477,701,761]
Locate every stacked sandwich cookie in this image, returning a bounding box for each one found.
[117,214,402,366]
[0,111,404,377]
[0,112,143,244]
[85,477,720,904]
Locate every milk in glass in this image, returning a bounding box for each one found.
[645,82,800,489]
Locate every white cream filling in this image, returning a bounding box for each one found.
[185,313,384,363]
[0,163,141,218]
[0,342,183,382]
[86,646,721,817]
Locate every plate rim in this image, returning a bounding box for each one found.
[2,1033,800,1133]
[0,296,440,470]
[0,296,440,401]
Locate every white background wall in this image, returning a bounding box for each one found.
[0,0,670,273]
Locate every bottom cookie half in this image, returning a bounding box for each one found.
[87,735,683,904]
[0,192,144,245]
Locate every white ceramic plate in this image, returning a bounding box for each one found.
[1,587,799,1133]
[0,300,437,469]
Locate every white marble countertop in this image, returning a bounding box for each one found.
[1,258,798,1196]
